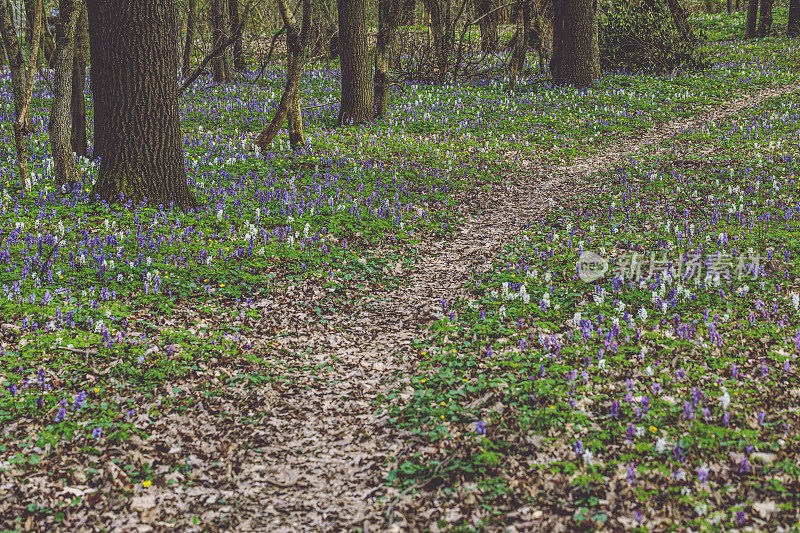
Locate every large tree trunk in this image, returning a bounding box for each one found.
[49,0,80,188]
[704,0,716,12]
[375,0,401,118]
[210,0,232,82]
[229,0,245,71]
[71,1,87,157]
[550,0,593,88]
[337,0,372,124]
[746,0,758,37]
[0,0,30,130]
[789,0,800,37]
[182,0,196,77]
[255,0,310,150]
[757,0,773,36]
[477,0,499,53]
[86,0,197,210]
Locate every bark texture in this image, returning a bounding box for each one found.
[229,0,245,71]
[255,0,310,150]
[507,0,528,90]
[71,1,87,157]
[337,0,372,124]
[375,0,401,118]
[550,0,594,88]
[666,0,699,46]
[49,0,80,187]
[182,0,196,77]
[477,0,499,52]
[746,0,758,37]
[790,0,800,37]
[211,0,232,82]
[756,0,773,36]
[0,0,42,190]
[87,0,197,210]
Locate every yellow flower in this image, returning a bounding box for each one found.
[649,426,657,433]
[93,387,100,394]
[142,480,152,488]
[440,401,446,406]
[548,405,556,410]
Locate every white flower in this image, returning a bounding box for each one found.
[719,391,730,410]
[645,366,654,377]
[637,307,648,321]
[499,305,506,318]
[655,438,668,453]
[598,359,606,370]
[573,312,582,326]
[582,450,594,466]
[792,293,799,311]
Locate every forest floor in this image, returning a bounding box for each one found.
[3,16,800,533]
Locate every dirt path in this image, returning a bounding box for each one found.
[65,82,799,533]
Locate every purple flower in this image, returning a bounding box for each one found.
[92,427,103,440]
[739,457,751,474]
[476,420,486,435]
[736,510,745,525]
[697,467,708,484]
[574,439,584,458]
[626,462,636,485]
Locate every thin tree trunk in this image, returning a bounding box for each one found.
[727,0,732,13]
[422,0,447,80]
[401,0,415,23]
[757,0,773,36]
[746,0,758,37]
[211,0,231,82]
[508,0,527,90]
[182,0,196,77]
[71,1,87,157]
[229,0,245,71]
[50,0,80,188]
[255,0,310,150]
[789,0,800,37]
[666,0,699,46]
[591,0,599,78]
[704,0,715,12]
[375,0,401,118]
[337,0,372,124]
[86,0,197,210]
[0,0,42,190]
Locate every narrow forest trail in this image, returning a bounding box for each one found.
[226,81,800,532]
[97,81,800,532]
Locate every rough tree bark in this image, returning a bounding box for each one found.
[550,0,594,88]
[789,0,800,37]
[24,0,53,64]
[337,0,372,124]
[86,0,197,209]
[182,0,196,77]
[422,0,448,80]
[49,0,80,187]
[229,0,245,71]
[211,0,232,82]
[255,0,310,150]
[0,0,42,191]
[756,0,773,36]
[375,0,401,118]
[508,0,528,90]
[477,0,499,53]
[71,1,87,157]
[746,0,758,37]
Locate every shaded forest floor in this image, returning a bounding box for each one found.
[2,20,800,533]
